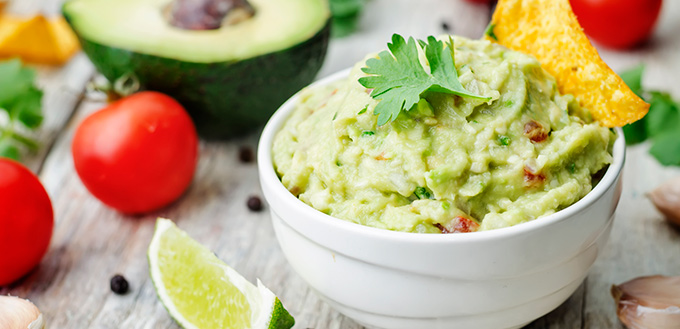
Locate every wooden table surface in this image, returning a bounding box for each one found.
[3,0,680,328]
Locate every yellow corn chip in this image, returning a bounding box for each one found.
[0,2,6,13]
[488,0,649,127]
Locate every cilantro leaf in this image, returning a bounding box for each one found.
[0,140,20,161]
[0,59,44,161]
[619,64,680,166]
[329,0,363,37]
[0,60,36,109]
[622,120,646,145]
[620,64,648,144]
[645,91,679,138]
[329,0,363,17]
[619,64,644,97]
[650,130,680,166]
[8,86,44,129]
[358,34,490,125]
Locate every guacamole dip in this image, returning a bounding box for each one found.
[272,36,614,233]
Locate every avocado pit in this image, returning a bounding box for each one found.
[168,0,255,30]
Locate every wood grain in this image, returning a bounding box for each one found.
[2,0,679,329]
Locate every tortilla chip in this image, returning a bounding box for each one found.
[488,0,649,127]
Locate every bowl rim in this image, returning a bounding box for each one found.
[257,68,626,243]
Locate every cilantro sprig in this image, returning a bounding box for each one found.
[358,34,490,126]
[0,59,44,161]
[621,64,680,166]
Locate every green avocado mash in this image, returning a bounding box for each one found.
[272,36,614,233]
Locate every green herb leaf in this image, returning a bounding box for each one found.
[619,64,680,165]
[620,64,648,145]
[357,105,367,115]
[498,135,510,146]
[619,64,644,97]
[414,187,432,199]
[650,130,680,166]
[0,59,36,105]
[0,141,20,161]
[0,59,43,161]
[645,91,679,138]
[329,0,363,17]
[359,34,490,125]
[442,201,450,210]
[622,120,647,145]
[484,23,498,41]
[329,0,363,37]
[10,86,44,129]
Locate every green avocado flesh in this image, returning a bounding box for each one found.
[63,0,330,139]
[273,37,614,233]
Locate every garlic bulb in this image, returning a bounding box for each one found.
[611,275,680,329]
[649,177,680,227]
[0,295,46,329]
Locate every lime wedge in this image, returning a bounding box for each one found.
[148,218,294,329]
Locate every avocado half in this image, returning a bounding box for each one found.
[63,0,330,139]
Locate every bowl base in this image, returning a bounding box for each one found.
[315,276,584,329]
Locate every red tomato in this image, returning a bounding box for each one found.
[570,0,662,49]
[72,92,199,214]
[0,158,53,286]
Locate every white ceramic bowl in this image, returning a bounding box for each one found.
[258,69,625,329]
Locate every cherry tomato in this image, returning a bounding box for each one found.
[72,91,199,214]
[0,158,53,286]
[570,0,662,49]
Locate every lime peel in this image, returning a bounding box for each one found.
[148,218,294,329]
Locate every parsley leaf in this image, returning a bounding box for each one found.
[0,59,44,161]
[358,34,490,125]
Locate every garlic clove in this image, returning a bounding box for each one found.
[611,275,680,329]
[649,177,680,227]
[0,295,46,329]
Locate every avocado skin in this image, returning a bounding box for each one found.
[73,22,330,139]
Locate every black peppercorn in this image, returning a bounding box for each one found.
[441,21,450,32]
[247,196,263,212]
[110,274,129,295]
[239,146,254,163]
